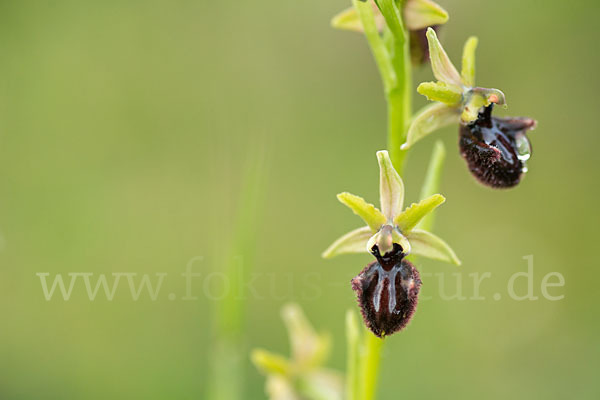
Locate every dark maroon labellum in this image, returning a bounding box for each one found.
[351,244,422,337]
[459,104,536,188]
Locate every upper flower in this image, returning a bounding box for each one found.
[331,0,449,65]
[402,28,508,149]
[322,150,460,265]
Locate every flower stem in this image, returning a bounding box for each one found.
[360,331,384,400]
[359,2,412,399]
[387,86,411,175]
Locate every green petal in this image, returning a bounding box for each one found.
[417,81,462,105]
[426,27,462,86]
[403,0,449,30]
[337,192,386,232]
[406,229,461,265]
[461,36,478,87]
[402,102,459,150]
[394,194,445,234]
[322,226,372,259]
[376,150,404,220]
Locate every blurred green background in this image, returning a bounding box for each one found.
[0,0,598,398]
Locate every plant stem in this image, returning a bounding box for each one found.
[360,331,384,400]
[386,86,410,175]
[359,2,412,399]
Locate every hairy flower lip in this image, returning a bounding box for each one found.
[352,244,422,337]
[459,104,536,188]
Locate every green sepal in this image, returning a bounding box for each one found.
[426,27,462,86]
[405,228,461,265]
[322,226,372,259]
[331,3,385,33]
[376,150,405,220]
[403,0,449,30]
[402,102,459,149]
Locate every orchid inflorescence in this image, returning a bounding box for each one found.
[253,0,537,398]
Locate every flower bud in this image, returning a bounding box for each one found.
[459,104,536,188]
[351,244,422,337]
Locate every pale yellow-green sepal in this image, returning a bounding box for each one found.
[322,226,372,259]
[402,102,459,149]
[426,27,462,86]
[394,194,445,234]
[376,150,404,220]
[417,81,462,105]
[331,6,363,32]
[331,2,385,33]
[403,0,449,30]
[406,228,461,265]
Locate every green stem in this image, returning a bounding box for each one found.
[380,0,412,174]
[357,2,412,399]
[360,332,384,400]
[386,85,411,175]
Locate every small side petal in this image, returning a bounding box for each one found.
[406,229,461,265]
[394,194,445,234]
[402,102,459,149]
[376,150,404,220]
[417,81,463,105]
[403,0,449,30]
[426,27,462,86]
[337,192,386,232]
[461,36,478,87]
[322,226,372,259]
